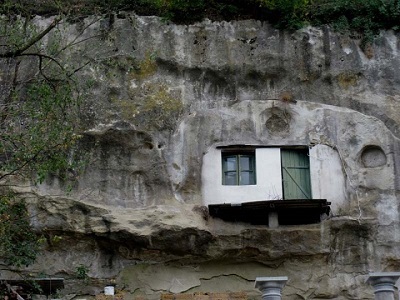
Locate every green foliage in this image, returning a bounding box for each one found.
[0,0,88,272]
[0,9,85,183]
[139,86,183,130]
[0,0,69,17]
[117,83,183,131]
[311,0,400,46]
[123,0,205,23]
[0,193,40,267]
[259,0,310,29]
[75,264,89,281]
[130,52,158,79]
[255,0,400,37]
[2,0,400,42]
[1,79,82,183]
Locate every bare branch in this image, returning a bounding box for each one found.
[55,16,103,56]
[68,60,91,77]
[19,52,65,71]
[0,142,66,181]
[38,55,56,90]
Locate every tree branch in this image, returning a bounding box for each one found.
[0,141,69,181]
[19,52,65,71]
[0,16,61,58]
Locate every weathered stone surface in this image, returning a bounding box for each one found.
[2,13,400,300]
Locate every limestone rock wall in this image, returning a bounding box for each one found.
[3,14,400,300]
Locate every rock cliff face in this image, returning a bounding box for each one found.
[3,14,400,300]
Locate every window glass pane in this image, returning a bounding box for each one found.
[240,171,255,185]
[248,171,255,185]
[224,171,237,185]
[240,155,250,170]
[224,156,237,171]
[240,171,250,185]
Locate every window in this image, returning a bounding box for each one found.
[222,151,256,185]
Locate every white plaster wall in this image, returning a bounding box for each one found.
[203,144,347,209]
[309,144,347,213]
[202,147,282,205]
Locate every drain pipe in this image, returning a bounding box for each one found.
[367,272,400,300]
[255,277,288,300]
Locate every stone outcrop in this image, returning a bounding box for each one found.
[2,13,400,300]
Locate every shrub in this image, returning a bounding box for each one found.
[0,193,40,267]
[310,0,400,47]
[259,0,310,29]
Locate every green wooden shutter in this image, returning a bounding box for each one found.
[281,149,311,199]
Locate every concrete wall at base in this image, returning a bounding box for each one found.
[202,144,347,209]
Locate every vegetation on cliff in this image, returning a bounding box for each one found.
[2,0,400,43]
[0,1,91,270]
[0,193,39,267]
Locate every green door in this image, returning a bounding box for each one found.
[281,149,311,199]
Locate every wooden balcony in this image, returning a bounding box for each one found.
[208,199,331,226]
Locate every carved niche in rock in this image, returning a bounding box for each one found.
[360,145,387,168]
[264,106,292,135]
